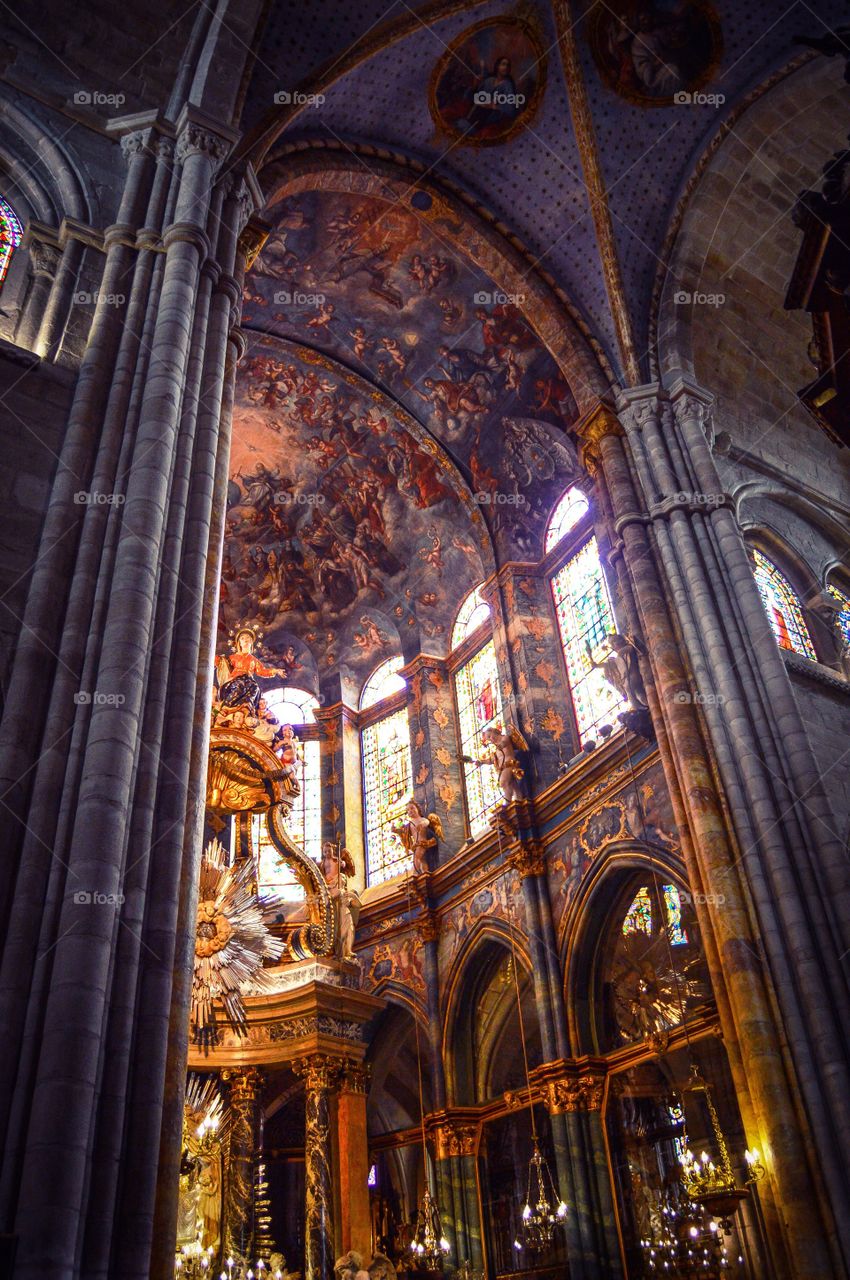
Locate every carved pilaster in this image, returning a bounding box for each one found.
[416,909,440,943]
[432,1120,479,1161]
[340,1061,370,1095]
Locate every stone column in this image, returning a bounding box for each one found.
[416,910,447,1110]
[576,401,842,1278]
[336,1063,371,1258]
[294,1056,341,1280]
[542,1073,621,1279]
[14,236,59,351]
[222,1068,264,1264]
[400,651,467,855]
[34,221,88,361]
[430,1117,482,1271]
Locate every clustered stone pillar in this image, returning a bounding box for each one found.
[293,1057,340,1280]
[14,234,59,350]
[222,1068,264,1264]
[576,395,850,1278]
[430,1117,483,1272]
[0,103,255,1280]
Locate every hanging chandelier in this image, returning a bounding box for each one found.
[407,1187,451,1271]
[406,877,451,1273]
[678,1068,763,1230]
[518,1139,568,1249]
[493,835,569,1256]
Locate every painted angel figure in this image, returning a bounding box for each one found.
[468,725,527,805]
[321,842,361,961]
[393,799,444,874]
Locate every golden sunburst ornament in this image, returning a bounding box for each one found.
[191,838,285,1047]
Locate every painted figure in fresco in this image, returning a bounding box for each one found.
[392,800,444,874]
[321,842,360,961]
[464,725,527,806]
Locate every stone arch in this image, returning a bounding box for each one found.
[652,54,845,386]
[442,920,535,1107]
[561,840,688,1053]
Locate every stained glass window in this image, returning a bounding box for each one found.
[361,656,406,710]
[362,706,413,885]
[545,486,589,553]
[367,1164,377,1187]
[828,583,850,647]
[452,584,490,649]
[251,688,322,899]
[752,549,815,659]
[551,537,626,741]
[0,196,23,285]
[454,639,504,836]
[663,883,688,945]
[623,885,653,935]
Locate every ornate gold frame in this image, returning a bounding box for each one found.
[427,14,548,147]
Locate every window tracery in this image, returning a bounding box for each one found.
[551,536,625,740]
[454,639,504,835]
[545,486,589,553]
[362,706,413,885]
[752,549,816,659]
[451,584,491,649]
[0,196,23,284]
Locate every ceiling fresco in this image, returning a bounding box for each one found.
[221,335,490,692]
[240,187,582,560]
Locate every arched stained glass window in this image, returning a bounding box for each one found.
[623,882,687,945]
[362,706,413,885]
[0,196,23,285]
[545,486,589,553]
[454,639,503,836]
[451,584,490,650]
[623,885,652,935]
[551,537,626,741]
[251,687,322,898]
[828,583,850,647]
[752,549,815,659]
[361,656,406,710]
[263,685,319,725]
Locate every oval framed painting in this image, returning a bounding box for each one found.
[587,0,723,108]
[429,16,547,146]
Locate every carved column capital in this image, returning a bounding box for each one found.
[293,1054,345,1092]
[120,128,154,161]
[222,1066,264,1103]
[545,1073,605,1115]
[340,1061,371,1095]
[416,909,440,943]
[432,1120,479,1161]
[508,839,547,879]
[175,121,232,171]
[28,240,60,279]
[573,400,624,476]
[666,374,715,443]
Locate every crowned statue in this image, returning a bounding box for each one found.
[211,625,303,781]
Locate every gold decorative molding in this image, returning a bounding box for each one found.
[508,840,547,879]
[545,1073,605,1115]
[550,0,640,386]
[292,1054,346,1092]
[416,910,440,944]
[340,1062,371,1095]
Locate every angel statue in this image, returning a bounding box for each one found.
[464,725,527,806]
[321,842,361,962]
[269,1252,300,1280]
[587,632,654,740]
[393,799,444,874]
[334,1252,394,1280]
